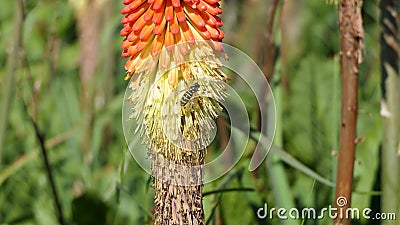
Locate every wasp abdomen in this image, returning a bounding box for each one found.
[180,83,200,106]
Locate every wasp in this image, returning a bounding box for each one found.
[180,83,200,106]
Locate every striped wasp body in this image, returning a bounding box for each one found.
[180,83,200,106]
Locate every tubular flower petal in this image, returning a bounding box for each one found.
[120,0,224,79]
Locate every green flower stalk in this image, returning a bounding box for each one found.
[120,0,227,224]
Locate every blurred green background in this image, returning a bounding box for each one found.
[0,0,395,225]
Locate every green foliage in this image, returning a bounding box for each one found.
[72,192,110,225]
[0,0,388,225]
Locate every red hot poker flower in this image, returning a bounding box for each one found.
[120,0,224,80]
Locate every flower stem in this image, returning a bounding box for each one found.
[334,0,363,224]
[152,151,205,225]
[22,102,67,225]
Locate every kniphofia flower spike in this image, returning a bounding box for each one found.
[120,0,228,161]
[120,0,228,224]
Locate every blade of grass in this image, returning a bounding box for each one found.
[266,83,298,225]
[203,188,255,196]
[380,0,400,223]
[22,98,66,225]
[112,146,129,225]
[270,145,335,187]
[381,64,400,222]
[247,131,335,187]
[0,0,24,168]
[0,128,77,186]
[205,168,244,225]
[227,115,334,187]
[300,179,316,225]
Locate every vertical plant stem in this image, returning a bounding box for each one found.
[279,0,301,93]
[253,0,279,173]
[152,151,205,225]
[74,0,101,166]
[22,103,67,225]
[334,0,363,225]
[17,9,67,221]
[264,2,297,224]
[35,123,67,225]
[331,55,340,197]
[217,117,232,169]
[0,0,24,168]
[100,0,115,148]
[267,85,298,225]
[261,0,279,83]
[102,15,115,105]
[256,0,279,138]
[379,0,400,223]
